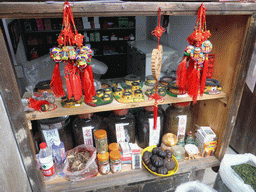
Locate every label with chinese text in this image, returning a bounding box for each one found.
[149,117,161,146]
[177,115,187,137]
[42,129,60,147]
[115,123,129,144]
[82,126,94,146]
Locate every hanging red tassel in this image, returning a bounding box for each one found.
[72,68,83,101]
[65,63,73,100]
[176,57,188,94]
[188,65,200,104]
[200,54,208,95]
[50,63,65,97]
[87,65,96,97]
[82,68,92,103]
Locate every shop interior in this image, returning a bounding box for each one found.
[1,3,255,191]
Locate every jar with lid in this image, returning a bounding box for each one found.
[94,129,108,154]
[38,116,73,151]
[108,143,120,152]
[97,152,110,175]
[72,113,103,147]
[109,150,122,173]
[136,106,164,149]
[164,102,193,142]
[106,109,135,144]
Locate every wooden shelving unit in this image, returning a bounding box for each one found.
[1,1,256,192]
[25,88,227,121]
[45,156,220,191]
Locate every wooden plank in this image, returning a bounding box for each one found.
[192,15,253,161]
[217,14,256,160]
[25,88,227,121]
[230,84,256,155]
[0,27,44,191]
[1,2,256,19]
[45,156,220,192]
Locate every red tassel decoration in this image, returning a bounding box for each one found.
[65,64,73,100]
[28,98,50,111]
[50,63,65,97]
[200,54,208,95]
[87,65,96,97]
[82,68,92,103]
[72,68,83,101]
[153,104,158,130]
[188,65,200,104]
[176,57,188,94]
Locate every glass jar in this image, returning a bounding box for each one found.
[164,102,193,141]
[97,152,110,175]
[136,106,164,149]
[110,150,122,173]
[108,143,120,152]
[38,116,73,151]
[72,113,103,147]
[94,129,108,154]
[106,109,135,144]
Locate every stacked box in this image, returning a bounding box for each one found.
[195,126,217,157]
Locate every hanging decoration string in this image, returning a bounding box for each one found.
[150,7,166,130]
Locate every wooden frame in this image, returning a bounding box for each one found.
[1,1,256,191]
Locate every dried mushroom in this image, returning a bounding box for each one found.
[164,158,176,171]
[157,167,168,175]
[67,150,91,172]
[148,163,157,172]
[165,149,173,159]
[142,151,152,165]
[151,155,164,167]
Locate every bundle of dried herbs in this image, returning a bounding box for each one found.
[67,150,91,172]
[231,163,256,190]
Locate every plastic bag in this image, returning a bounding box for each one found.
[219,153,256,192]
[161,51,183,76]
[175,180,217,192]
[63,145,98,181]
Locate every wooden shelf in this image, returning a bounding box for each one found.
[45,156,220,192]
[25,85,227,121]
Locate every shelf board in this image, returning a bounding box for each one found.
[101,27,135,30]
[25,85,227,121]
[45,156,220,192]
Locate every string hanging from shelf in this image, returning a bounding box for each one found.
[150,7,165,130]
[176,3,212,103]
[50,1,95,103]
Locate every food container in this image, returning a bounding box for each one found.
[38,116,73,150]
[94,129,108,154]
[97,152,110,175]
[72,113,103,147]
[110,150,122,173]
[141,145,179,177]
[108,143,120,152]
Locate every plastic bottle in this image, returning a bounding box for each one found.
[52,140,66,177]
[39,142,55,180]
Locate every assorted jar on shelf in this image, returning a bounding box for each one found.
[33,101,217,180]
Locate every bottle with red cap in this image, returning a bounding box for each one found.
[39,142,56,180]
